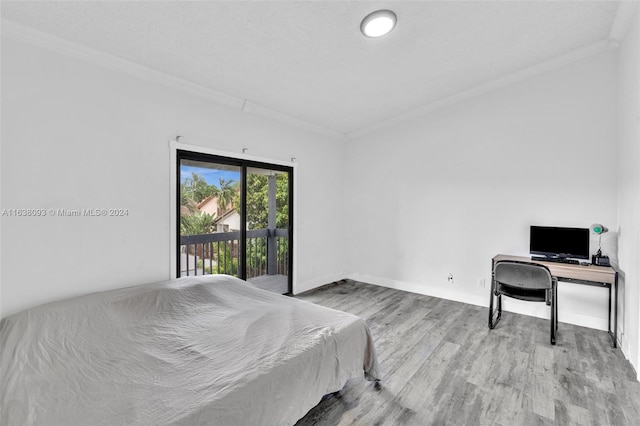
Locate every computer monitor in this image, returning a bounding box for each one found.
[530,226,590,260]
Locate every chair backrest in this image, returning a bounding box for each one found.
[494,261,553,290]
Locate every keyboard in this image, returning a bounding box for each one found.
[531,257,579,264]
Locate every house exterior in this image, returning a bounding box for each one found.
[194,195,239,232]
[215,209,240,232]
[197,195,225,218]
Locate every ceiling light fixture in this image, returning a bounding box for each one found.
[361,10,397,38]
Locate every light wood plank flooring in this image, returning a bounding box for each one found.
[248,273,289,294]
[294,280,640,425]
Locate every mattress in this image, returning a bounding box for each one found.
[0,275,379,425]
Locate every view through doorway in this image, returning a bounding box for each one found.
[177,150,293,295]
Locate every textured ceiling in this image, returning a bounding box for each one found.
[1,1,622,136]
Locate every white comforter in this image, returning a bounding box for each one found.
[0,275,379,425]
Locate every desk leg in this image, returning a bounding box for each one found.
[607,273,618,348]
[613,272,618,348]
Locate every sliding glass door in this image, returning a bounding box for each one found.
[245,167,290,295]
[177,150,293,294]
[178,158,241,277]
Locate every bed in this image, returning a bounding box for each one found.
[0,275,379,425]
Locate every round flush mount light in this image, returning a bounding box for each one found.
[360,10,397,38]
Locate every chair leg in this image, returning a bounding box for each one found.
[550,283,557,345]
[553,282,558,334]
[489,286,502,329]
[488,285,494,329]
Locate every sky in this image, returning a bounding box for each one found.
[180,165,240,188]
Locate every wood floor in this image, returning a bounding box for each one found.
[248,273,289,294]
[294,280,640,426]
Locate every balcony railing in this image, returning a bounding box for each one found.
[179,229,289,279]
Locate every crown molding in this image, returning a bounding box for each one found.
[346,39,615,140]
[609,1,639,43]
[1,19,344,141]
[3,16,625,144]
[241,100,344,140]
[0,20,243,109]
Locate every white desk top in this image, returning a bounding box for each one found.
[493,254,616,285]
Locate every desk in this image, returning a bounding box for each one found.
[492,254,618,348]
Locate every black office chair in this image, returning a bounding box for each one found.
[488,260,558,345]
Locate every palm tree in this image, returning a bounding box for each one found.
[181,172,215,205]
[180,211,217,236]
[214,178,238,217]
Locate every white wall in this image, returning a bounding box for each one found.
[346,50,619,331]
[0,36,346,317]
[2,19,636,370]
[616,6,640,378]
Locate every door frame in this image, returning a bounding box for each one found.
[169,140,295,294]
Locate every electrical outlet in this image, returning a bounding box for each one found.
[477,278,486,288]
[447,273,454,284]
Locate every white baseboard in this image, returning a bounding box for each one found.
[346,273,488,308]
[293,273,346,295]
[618,331,638,381]
[502,299,607,331]
[345,273,609,331]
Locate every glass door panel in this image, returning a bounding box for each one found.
[179,159,241,277]
[176,150,292,294]
[245,167,290,294]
